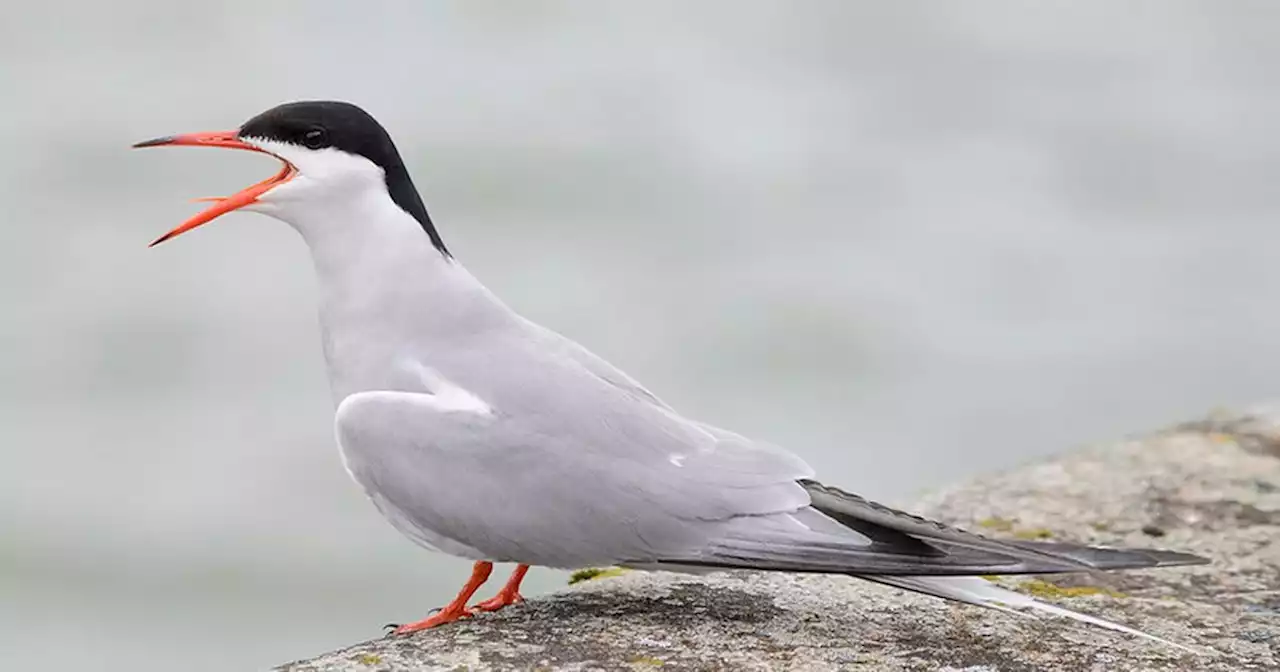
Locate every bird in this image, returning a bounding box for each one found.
[134,100,1207,648]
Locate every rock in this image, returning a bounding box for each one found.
[275,408,1280,671]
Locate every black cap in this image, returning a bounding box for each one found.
[238,101,448,256]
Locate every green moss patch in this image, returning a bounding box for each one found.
[1018,578,1126,600]
[977,517,1015,532]
[567,567,629,585]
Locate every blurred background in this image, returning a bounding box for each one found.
[3,1,1280,669]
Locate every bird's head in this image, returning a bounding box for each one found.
[134,100,446,254]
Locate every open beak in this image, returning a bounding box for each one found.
[132,130,296,246]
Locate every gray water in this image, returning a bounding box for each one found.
[4,2,1280,669]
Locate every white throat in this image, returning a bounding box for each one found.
[242,142,513,402]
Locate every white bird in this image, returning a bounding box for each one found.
[135,101,1205,648]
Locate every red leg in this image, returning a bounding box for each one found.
[471,564,529,612]
[393,561,493,634]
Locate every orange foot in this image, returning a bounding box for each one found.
[391,604,473,634]
[389,561,493,635]
[470,564,530,613]
[472,591,524,612]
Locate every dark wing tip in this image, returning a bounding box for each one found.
[1141,549,1211,568]
[1001,540,1210,570]
[800,479,1211,573]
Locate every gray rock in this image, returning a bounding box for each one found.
[276,408,1280,671]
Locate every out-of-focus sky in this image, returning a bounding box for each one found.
[3,1,1279,670]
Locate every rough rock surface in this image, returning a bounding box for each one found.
[276,406,1280,671]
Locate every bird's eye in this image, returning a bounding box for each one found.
[302,128,327,149]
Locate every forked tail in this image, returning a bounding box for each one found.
[859,574,1204,654]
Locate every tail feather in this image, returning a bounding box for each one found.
[859,575,1204,654]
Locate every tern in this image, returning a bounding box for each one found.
[135,101,1206,648]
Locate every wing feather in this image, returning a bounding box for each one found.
[334,380,812,567]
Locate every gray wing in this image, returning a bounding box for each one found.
[337,383,1206,574]
[333,380,815,568]
[518,316,672,408]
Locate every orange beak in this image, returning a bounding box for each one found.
[132,131,296,246]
